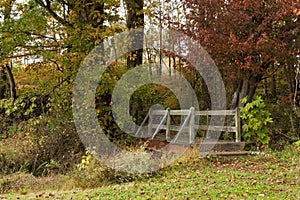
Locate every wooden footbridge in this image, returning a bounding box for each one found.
[135,107,250,156]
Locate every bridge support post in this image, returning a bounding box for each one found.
[148,108,153,137]
[235,107,241,142]
[166,108,171,141]
[189,107,195,144]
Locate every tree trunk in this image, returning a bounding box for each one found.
[230,72,261,108]
[1,0,16,100]
[238,76,250,106]
[5,63,16,100]
[247,81,258,103]
[284,65,295,103]
[230,75,249,108]
[124,0,144,125]
[200,78,211,110]
[0,68,7,99]
[230,79,243,109]
[271,75,277,98]
[125,0,144,69]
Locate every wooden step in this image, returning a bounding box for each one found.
[209,151,254,156]
[199,140,246,152]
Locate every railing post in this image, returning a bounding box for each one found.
[166,108,171,141]
[235,107,241,142]
[189,107,195,144]
[205,109,210,139]
[148,108,153,137]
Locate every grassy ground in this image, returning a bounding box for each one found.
[0,147,299,200]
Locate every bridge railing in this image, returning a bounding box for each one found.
[135,107,241,144]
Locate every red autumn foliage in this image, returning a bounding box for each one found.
[162,0,299,107]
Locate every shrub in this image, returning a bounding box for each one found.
[240,96,273,148]
[0,88,84,175]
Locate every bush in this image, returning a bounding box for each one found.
[0,88,84,175]
[240,96,273,148]
[68,151,154,189]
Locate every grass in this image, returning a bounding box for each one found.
[0,147,299,200]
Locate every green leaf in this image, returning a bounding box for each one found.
[240,95,272,146]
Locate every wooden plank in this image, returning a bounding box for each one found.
[151,110,168,115]
[169,110,191,115]
[189,107,195,144]
[198,125,236,132]
[235,107,241,142]
[148,110,153,136]
[151,124,191,132]
[202,141,245,151]
[195,110,236,116]
[209,151,253,156]
[166,109,171,140]
[152,109,236,116]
